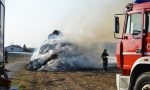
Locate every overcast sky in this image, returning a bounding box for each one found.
[5,0,132,47]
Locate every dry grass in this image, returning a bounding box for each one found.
[8,56,120,90]
[7,56,30,64]
[11,66,120,90]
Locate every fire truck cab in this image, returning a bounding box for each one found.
[114,0,150,90]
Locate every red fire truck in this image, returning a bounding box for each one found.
[114,0,150,90]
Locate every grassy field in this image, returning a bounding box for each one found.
[8,56,120,90]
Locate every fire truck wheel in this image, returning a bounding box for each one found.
[134,72,150,90]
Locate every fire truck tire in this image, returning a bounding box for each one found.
[133,72,150,90]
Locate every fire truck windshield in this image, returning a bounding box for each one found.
[126,13,142,35]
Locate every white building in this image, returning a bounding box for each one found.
[5,45,23,52]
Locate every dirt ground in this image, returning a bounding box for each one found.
[7,56,120,90]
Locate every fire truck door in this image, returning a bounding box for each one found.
[121,13,143,70]
[143,11,150,56]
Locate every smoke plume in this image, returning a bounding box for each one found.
[26,0,131,71]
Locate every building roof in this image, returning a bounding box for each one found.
[5,45,23,49]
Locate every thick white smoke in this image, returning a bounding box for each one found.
[27,30,100,71]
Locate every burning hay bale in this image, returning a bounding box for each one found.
[27,30,99,71]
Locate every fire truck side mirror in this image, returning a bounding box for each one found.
[115,16,120,33]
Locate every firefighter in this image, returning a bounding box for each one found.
[4,50,8,63]
[101,49,109,72]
